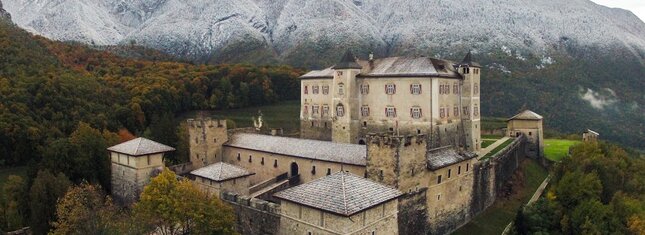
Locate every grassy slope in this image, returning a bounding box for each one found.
[482,138,515,159]
[453,159,548,235]
[544,139,580,161]
[482,140,496,148]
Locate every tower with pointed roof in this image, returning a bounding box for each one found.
[457,51,482,151]
[331,50,363,143]
[506,110,544,157]
[107,137,175,204]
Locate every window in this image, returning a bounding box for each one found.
[146,155,150,165]
[248,155,252,162]
[529,132,532,136]
[361,106,370,117]
[327,168,331,175]
[446,83,450,94]
[454,106,459,117]
[437,175,442,184]
[338,83,345,95]
[313,85,319,94]
[261,157,264,165]
[458,166,461,175]
[312,105,320,115]
[440,107,445,118]
[463,106,470,116]
[304,86,308,94]
[439,85,443,95]
[448,169,452,178]
[474,83,479,95]
[385,106,397,118]
[237,153,241,161]
[475,68,479,74]
[312,166,316,175]
[322,85,329,95]
[361,83,369,94]
[322,105,329,117]
[411,83,422,94]
[385,84,396,95]
[303,105,308,115]
[437,194,441,200]
[411,107,422,119]
[474,106,479,117]
[337,71,343,76]
[274,159,278,168]
[453,82,458,94]
[336,104,345,117]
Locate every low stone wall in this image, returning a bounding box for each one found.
[168,162,193,175]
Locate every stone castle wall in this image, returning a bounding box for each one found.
[187,118,228,168]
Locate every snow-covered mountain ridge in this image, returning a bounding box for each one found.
[3,0,645,65]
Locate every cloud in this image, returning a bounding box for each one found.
[580,88,618,109]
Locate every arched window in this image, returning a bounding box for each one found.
[336,103,345,117]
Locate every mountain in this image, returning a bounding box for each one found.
[0,0,10,20]
[2,0,645,149]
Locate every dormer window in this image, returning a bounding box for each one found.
[385,84,396,95]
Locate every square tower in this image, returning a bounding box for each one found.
[107,137,175,205]
[457,52,482,151]
[331,50,362,144]
[187,118,228,168]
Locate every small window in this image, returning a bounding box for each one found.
[261,157,265,165]
[312,105,320,115]
[448,169,452,178]
[474,83,479,95]
[213,138,217,143]
[466,163,469,172]
[385,84,396,95]
[146,156,150,165]
[274,159,278,168]
[410,83,422,95]
[361,106,370,117]
[311,166,316,175]
[458,166,461,175]
[248,155,252,163]
[304,86,308,94]
[336,104,345,117]
[337,71,343,76]
[463,106,470,116]
[327,168,331,175]
[437,175,442,184]
[411,107,422,119]
[454,106,459,117]
[440,107,445,118]
[322,85,329,95]
[237,153,241,161]
[437,194,441,200]
[303,105,308,115]
[385,106,397,118]
[529,132,532,136]
[453,83,458,94]
[313,85,319,94]
[322,105,329,116]
[361,83,370,94]
[338,83,345,95]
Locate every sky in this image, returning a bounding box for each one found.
[591,0,645,22]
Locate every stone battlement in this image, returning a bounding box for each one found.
[186,118,226,129]
[365,133,428,148]
[221,192,281,215]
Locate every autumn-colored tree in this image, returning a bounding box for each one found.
[51,183,142,235]
[29,170,72,234]
[134,168,237,235]
[117,128,136,142]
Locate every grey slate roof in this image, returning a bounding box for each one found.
[107,137,175,156]
[508,110,543,121]
[190,162,254,182]
[459,51,482,67]
[584,129,600,135]
[332,50,362,69]
[426,146,477,170]
[300,56,461,79]
[274,171,402,216]
[225,133,366,166]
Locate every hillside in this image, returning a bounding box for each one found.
[0,16,302,167]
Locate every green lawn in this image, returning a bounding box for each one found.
[0,166,28,196]
[180,101,301,135]
[453,159,548,235]
[544,139,580,162]
[481,140,496,148]
[481,134,503,140]
[481,138,515,160]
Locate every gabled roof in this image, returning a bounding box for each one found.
[426,146,477,170]
[190,162,254,182]
[224,133,366,166]
[459,51,481,67]
[332,50,362,69]
[584,129,600,135]
[507,110,543,121]
[274,171,402,216]
[107,137,175,156]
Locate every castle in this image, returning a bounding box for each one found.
[108,51,545,235]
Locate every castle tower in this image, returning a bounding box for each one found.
[331,50,363,144]
[187,118,228,169]
[506,110,544,157]
[107,137,175,205]
[457,52,482,151]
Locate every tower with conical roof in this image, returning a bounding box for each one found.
[107,137,175,205]
[331,50,363,143]
[457,51,482,151]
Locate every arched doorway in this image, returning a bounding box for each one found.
[290,162,299,177]
[358,139,366,145]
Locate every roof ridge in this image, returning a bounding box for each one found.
[217,162,223,180]
[340,172,349,215]
[134,137,143,155]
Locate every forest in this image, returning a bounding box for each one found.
[0,19,300,233]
